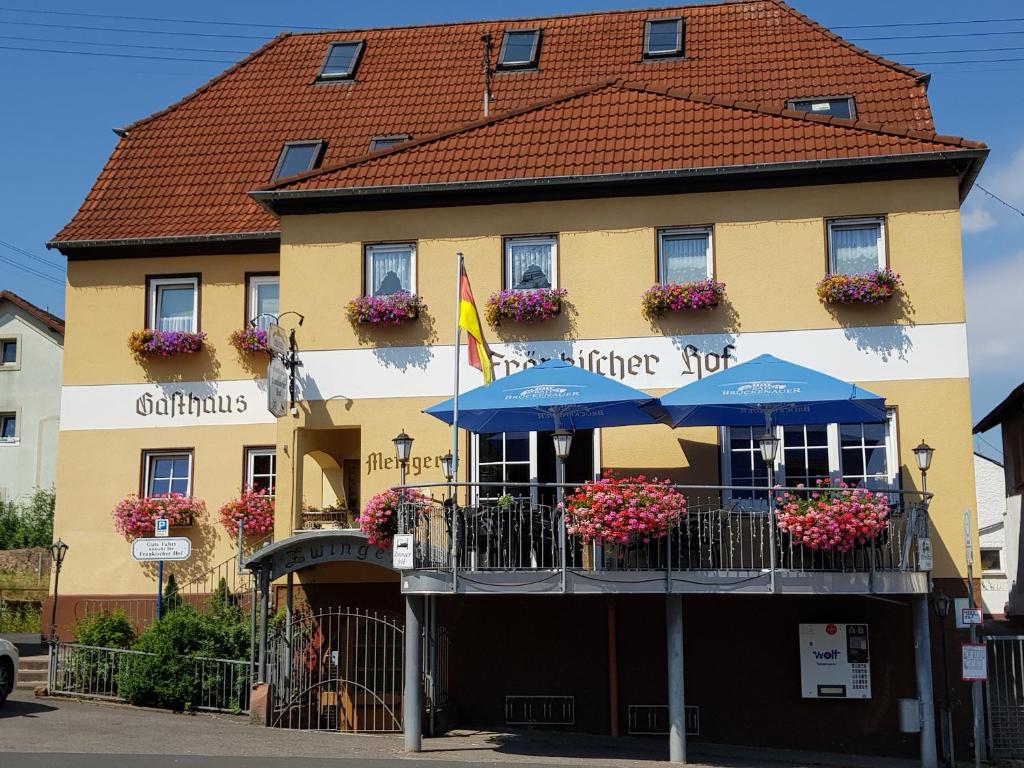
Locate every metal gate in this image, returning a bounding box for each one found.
[986,635,1024,758]
[268,607,405,732]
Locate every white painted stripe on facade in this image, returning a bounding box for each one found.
[60,322,968,431]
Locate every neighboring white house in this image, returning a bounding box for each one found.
[975,452,1009,617]
[0,290,64,503]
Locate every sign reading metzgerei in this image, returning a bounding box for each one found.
[131,537,192,562]
[267,356,289,418]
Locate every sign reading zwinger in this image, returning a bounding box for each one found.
[392,534,415,570]
[267,356,289,418]
[131,537,192,562]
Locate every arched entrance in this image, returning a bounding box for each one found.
[244,531,447,735]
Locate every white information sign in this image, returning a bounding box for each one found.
[154,518,169,538]
[131,537,192,562]
[266,324,289,356]
[267,356,289,418]
[962,643,988,681]
[917,538,934,571]
[392,534,415,570]
[961,607,983,626]
[799,623,871,699]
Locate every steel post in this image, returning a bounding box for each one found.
[258,569,270,684]
[913,595,939,768]
[557,456,567,593]
[404,594,424,752]
[666,594,686,764]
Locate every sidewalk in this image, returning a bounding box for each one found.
[1,691,917,768]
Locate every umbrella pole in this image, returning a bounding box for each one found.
[765,412,777,594]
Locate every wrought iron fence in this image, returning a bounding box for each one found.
[48,642,251,713]
[401,483,930,578]
[986,635,1024,759]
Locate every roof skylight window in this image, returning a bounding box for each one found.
[369,135,411,152]
[787,97,856,119]
[271,140,325,181]
[318,41,364,80]
[643,18,684,58]
[497,29,541,69]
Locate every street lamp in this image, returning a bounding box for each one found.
[913,439,934,495]
[48,539,69,644]
[932,592,955,766]
[393,429,414,485]
[552,429,574,461]
[758,431,780,594]
[758,432,780,465]
[440,451,454,483]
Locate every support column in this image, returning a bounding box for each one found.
[913,595,938,768]
[405,593,424,753]
[608,600,619,737]
[257,568,270,684]
[666,594,686,764]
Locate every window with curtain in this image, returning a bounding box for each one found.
[145,452,192,496]
[365,243,415,296]
[248,276,279,330]
[658,228,712,283]
[505,236,556,290]
[149,278,197,332]
[827,218,884,275]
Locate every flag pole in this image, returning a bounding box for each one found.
[451,252,463,489]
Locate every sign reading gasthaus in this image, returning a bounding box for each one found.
[59,324,968,431]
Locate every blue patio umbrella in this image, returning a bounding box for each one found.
[655,354,888,428]
[424,358,662,433]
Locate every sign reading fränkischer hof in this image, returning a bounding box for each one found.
[267,356,289,418]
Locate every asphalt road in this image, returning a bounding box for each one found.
[0,755,575,768]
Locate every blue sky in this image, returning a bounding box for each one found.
[2,0,1021,457]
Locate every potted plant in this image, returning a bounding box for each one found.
[127,330,206,360]
[563,472,687,547]
[228,327,270,355]
[218,486,275,537]
[112,493,206,540]
[816,268,902,305]
[484,288,567,326]
[357,488,431,547]
[345,291,425,326]
[774,480,890,552]
[641,279,726,319]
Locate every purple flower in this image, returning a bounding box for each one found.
[128,329,205,359]
[485,288,567,326]
[641,279,725,318]
[346,292,425,326]
[817,269,902,305]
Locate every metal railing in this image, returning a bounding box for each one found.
[400,482,930,579]
[48,641,250,713]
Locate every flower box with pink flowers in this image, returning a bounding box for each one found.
[128,329,206,360]
[816,268,902,306]
[229,327,270,355]
[563,472,688,547]
[113,493,205,540]
[218,486,275,538]
[774,480,890,552]
[358,488,431,548]
[484,288,567,326]
[641,279,726,319]
[346,292,425,326]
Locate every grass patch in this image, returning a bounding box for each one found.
[0,600,42,633]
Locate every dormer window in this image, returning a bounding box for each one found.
[497,29,541,69]
[787,97,856,119]
[369,135,411,152]
[271,140,325,181]
[318,41,364,80]
[644,18,684,58]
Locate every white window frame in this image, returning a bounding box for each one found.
[0,334,21,371]
[148,277,198,333]
[245,447,277,496]
[826,217,886,274]
[472,429,601,504]
[143,451,193,497]
[657,227,713,284]
[504,235,558,291]
[980,547,1004,576]
[0,410,19,445]
[248,275,280,327]
[363,242,417,296]
[720,411,898,505]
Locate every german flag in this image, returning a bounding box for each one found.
[458,262,493,384]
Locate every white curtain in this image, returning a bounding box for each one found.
[661,234,709,283]
[509,242,552,289]
[370,248,412,295]
[831,225,880,274]
[156,286,195,331]
[253,283,279,330]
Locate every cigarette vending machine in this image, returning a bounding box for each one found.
[799,623,871,699]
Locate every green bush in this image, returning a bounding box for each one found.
[0,489,55,549]
[72,610,136,649]
[0,601,41,633]
[118,603,249,710]
[160,572,182,615]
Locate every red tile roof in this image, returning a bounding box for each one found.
[262,81,983,196]
[0,290,65,336]
[51,0,943,248]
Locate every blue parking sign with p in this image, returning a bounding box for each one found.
[155,518,169,537]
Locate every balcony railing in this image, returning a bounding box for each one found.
[397,483,931,595]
